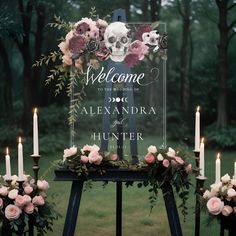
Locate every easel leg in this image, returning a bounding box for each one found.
[63,181,84,236]
[116,181,122,236]
[161,182,183,236]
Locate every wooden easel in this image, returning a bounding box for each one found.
[55,9,183,236]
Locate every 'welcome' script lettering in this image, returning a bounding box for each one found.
[85,65,147,86]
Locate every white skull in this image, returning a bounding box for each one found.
[104,22,131,62]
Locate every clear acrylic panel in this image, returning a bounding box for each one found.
[70,22,167,158]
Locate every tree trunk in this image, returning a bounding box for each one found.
[0,39,13,118]
[178,0,191,118]
[216,0,228,128]
[18,0,34,130]
[33,1,46,106]
[141,0,148,21]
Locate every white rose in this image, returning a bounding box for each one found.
[63,146,77,161]
[203,190,211,199]
[231,179,236,186]
[203,190,217,199]
[166,147,175,157]
[147,145,157,154]
[8,189,18,200]
[91,144,100,152]
[227,188,236,198]
[157,153,164,161]
[221,174,231,183]
[210,182,222,192]
[0,186,9,196]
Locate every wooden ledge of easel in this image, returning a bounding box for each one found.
[54,168,154,182]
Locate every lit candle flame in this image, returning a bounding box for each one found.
[34,108,37,114]
[196,106,200,112]
[19,137,22,143]
[201,137,204,143]
[217,153,220,159]
[6,147,9,155]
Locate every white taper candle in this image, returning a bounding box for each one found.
[5,147,11,179]
[18,137,24,181]
[195,106,200,151]
[215,153,221,183]
[199,138,205,177]
[33,108,39,156]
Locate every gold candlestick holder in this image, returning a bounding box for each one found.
[31,154,41,183]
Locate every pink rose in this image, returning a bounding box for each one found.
[174,156,184,165]
[95,47,111,61]
[63,146,77,161]
[0,198,3,209]
[88,151,103,165]
[75,18,99,39]
[80,155,89,164]
[163,159,170,168]
[37,180,49,192]
[144,153,155,165]
[32,196,45,206]
[135,24,152,41]
[15,195,27,208]
[69,35,86,53]
[24,203,34,214]
[207,197,224,215]
[222,205,233,216]
[124,54,139,68]
[128,40,149,60]
[23,195,31,204]
[111,154,118,161]
[185,164,192,173]
[5,204,21,221]
[24,185,33,195]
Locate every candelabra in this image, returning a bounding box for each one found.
[194,150,207,236]
[31,154,41,183]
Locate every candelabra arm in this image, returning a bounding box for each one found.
[31,155,41,183]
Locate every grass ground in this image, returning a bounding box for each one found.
[0,135,235,236]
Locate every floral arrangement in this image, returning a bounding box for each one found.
[0,175,58,235]
[202,174,236,218]
[60,144,192,216]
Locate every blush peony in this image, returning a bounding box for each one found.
[37,180,49,192]
[24,185,33,195]
[32,196,45,206]
[80,155,89,164]
[14,195,27,208]
[88,151,103,165]
[24,203,34,214]
[206,197,224,215]
[5,204,21,220]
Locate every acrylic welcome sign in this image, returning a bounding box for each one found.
[70,18,167,158]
